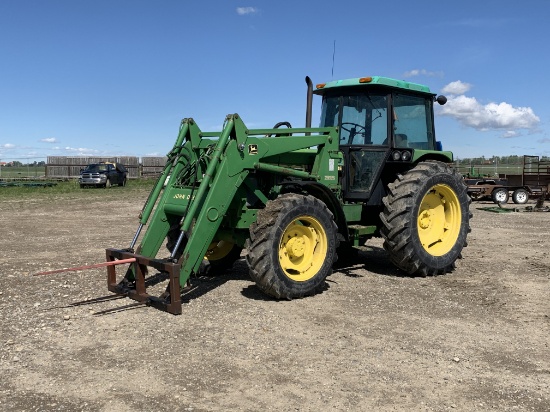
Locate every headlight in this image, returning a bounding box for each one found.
[390,150,412,162]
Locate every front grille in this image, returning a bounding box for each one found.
[82,173,101,179]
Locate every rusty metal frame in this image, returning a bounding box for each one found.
[106,248,182,315]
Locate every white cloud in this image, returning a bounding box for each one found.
[441,80,472,95]
[236,7,258,15]
[501,130,519,138]
[403,69,444,78]
[2,143,16,149]
[63,146,101,155]
[41,137,57,143]
[438,94,540,133]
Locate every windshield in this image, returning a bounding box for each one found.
[84,164,109,173]
[320,94,388,145]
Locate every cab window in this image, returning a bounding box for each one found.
[393,94,434,150]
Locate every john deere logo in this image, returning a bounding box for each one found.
[248,144,258,155]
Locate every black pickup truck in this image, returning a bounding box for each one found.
[79,162,127,188]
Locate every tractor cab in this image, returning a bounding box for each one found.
[314,76,445,201]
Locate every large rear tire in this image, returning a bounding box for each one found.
[379,160,471,276]
[246,193,338,299]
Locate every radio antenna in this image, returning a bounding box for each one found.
[331,40,336,78]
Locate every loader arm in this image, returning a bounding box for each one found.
[107,114,339,314]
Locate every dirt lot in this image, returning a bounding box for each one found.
[1,187,549,411]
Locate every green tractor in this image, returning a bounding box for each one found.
[106,75,471,314]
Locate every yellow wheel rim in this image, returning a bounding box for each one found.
[278,216,328,282]
[417,184,461,256]
[205,240,234,261]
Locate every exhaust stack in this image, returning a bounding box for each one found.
[305,76,313,135]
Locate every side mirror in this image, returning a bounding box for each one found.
[436,95,447,105]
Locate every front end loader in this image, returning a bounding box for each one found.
[106,75,471,314]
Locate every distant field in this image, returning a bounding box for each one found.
[0,166,46,178]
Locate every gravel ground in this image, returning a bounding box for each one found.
[1,188,549,411]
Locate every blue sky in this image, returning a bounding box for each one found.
[0,0,548,163]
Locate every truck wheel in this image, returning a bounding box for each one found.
[379,160,471,277]
[246,193,338,299]
[512,188,529,204]
[119,178,127,187]
[491,188,509,204]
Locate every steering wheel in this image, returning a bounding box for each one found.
[340,122,366,143]
[340,122,365,133]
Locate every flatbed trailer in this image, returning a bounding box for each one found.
[466,156,550,204]
[466,178,531,204]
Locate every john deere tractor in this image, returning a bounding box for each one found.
[106,75,471,314]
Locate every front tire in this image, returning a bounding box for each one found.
[166,227,242,276]
[380,160,471,277]
[202,240,243,275]
[246,193,338,299]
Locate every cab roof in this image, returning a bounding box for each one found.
[313,76,432,95]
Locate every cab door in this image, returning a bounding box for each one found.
[337,94,390,201]
[343,148,388,200]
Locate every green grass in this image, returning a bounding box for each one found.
[0,179,156,200]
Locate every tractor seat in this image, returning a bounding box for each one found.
[395,134,408,147]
